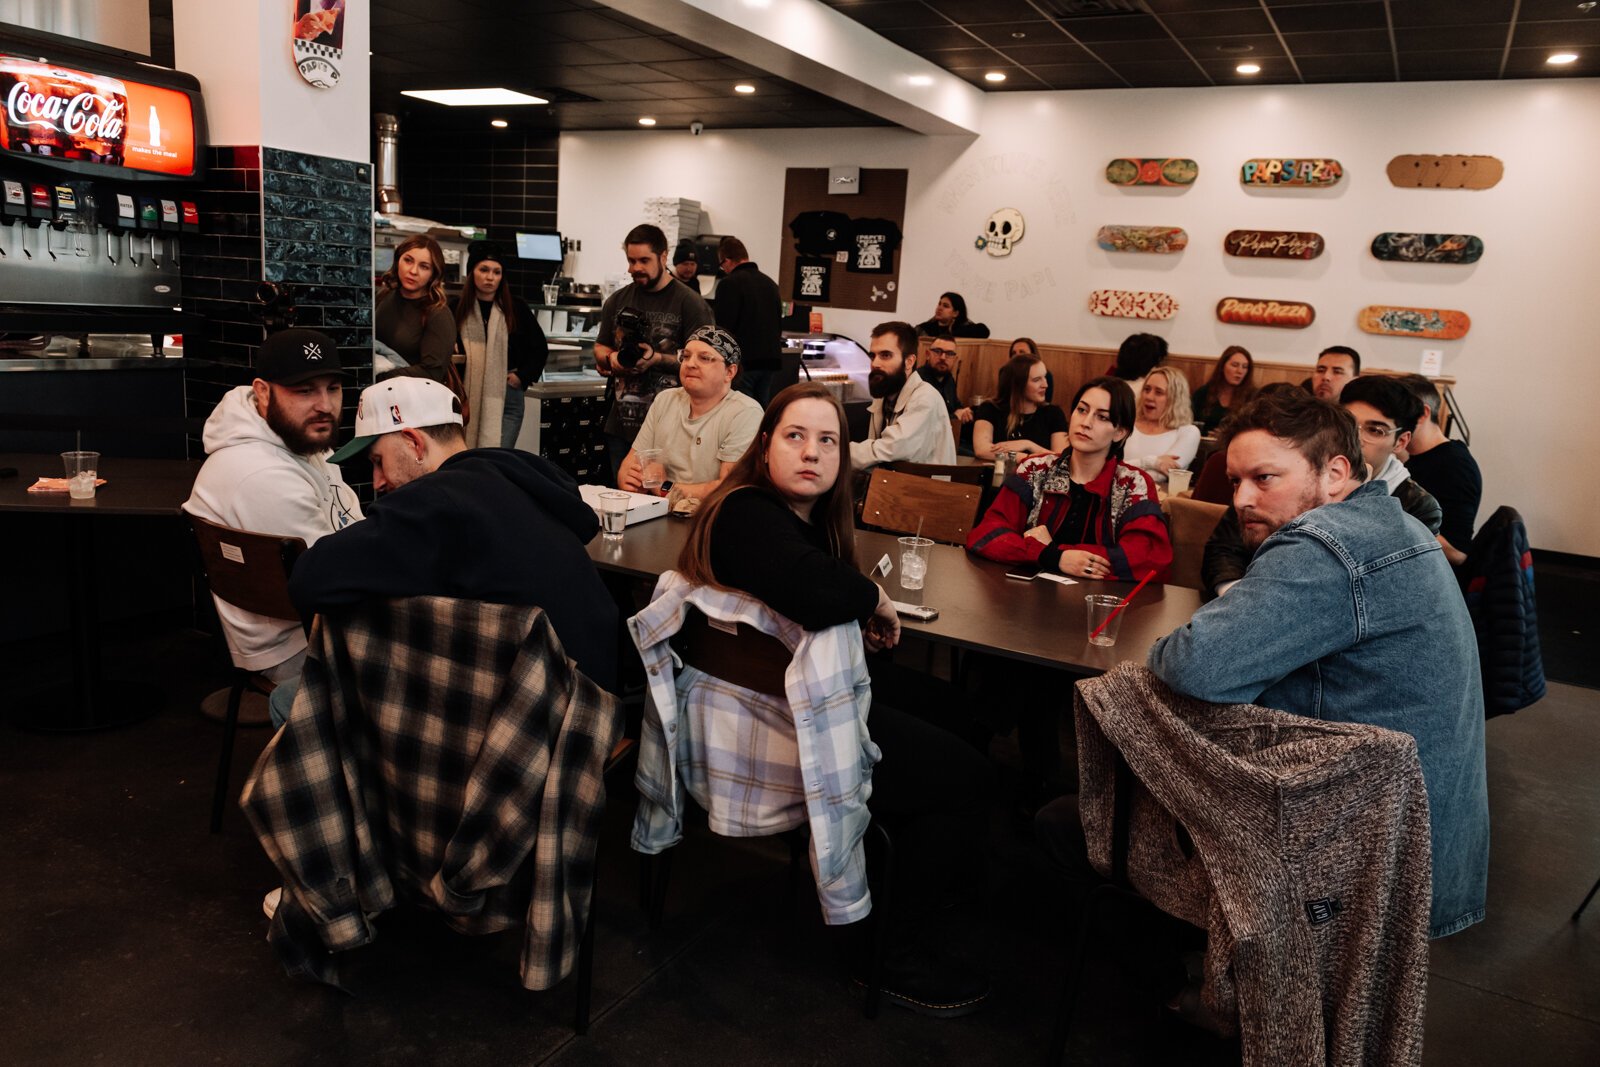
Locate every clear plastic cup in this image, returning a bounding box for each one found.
[897,536,933,591]
[599,491,629,542]
[1086,593,1124,647]
[637,448,664,493]
[1166,468,1193,497]
[62,450,100,499]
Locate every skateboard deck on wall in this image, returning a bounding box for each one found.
[1240,158,1343,187]
[1105,158,1198,186]
[1370,233,1484,264]
[1358,306,1471,339]
[1216,297,1315,329]
[1095,225,1189,253]
[1224,230,1325,259]
[1089,290,1179,320]
[1386,155,1503,190]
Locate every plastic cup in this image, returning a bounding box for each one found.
[1085,594,1124,647]
[542,284,561,305]
[599,491,629,542]
[1166,468,1193,497]
[62,450,100,499]
[897,536,933,591]
[637,448,664,493]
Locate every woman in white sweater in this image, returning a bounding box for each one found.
[1124,366,1199,485]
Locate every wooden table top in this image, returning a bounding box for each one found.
[586,513,1201,673]
[0,452,203,517]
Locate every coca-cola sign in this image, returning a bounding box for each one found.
[0,55,195,177]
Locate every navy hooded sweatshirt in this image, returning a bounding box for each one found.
[289,448,618,693]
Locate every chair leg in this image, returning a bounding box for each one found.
[573,875,599,1035]
[1047,882,1117,1066]
[210,675,246,833]
[863,822,894,1020]
[1573,873,1600,922]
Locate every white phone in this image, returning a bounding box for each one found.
[892,601,939,621]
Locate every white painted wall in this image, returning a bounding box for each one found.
[559,80,1600,556]
[173,0,369,162]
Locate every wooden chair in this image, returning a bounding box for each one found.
[861,468,983,546]
[187,514,305,833]
[1165,496,1228,592]
[884,460,987,486]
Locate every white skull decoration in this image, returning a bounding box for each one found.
[984,208,1025,257]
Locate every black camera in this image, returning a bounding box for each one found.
[613,306,673,370]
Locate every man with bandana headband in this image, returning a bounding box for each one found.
[849,320,957,470]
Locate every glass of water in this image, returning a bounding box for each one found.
[599,491,630,542]
[637,448,664,494]
[897,536,933,591]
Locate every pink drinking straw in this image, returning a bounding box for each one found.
[1089,571,1155,640]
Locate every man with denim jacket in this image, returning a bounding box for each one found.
[1149,390,1488,939]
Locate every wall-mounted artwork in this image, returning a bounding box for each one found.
[1089,289,1179,320]
[1358,306,1471,339]
[1224,230,1325,259]
[1216,297,1316,328]
[777,168,907,312]
[1386,155,1503,190]
[1096,225,1188,253]
[292,0,346,89]
[1239,159,1343,187]
[1105,158,1198,186]
[1370,233,1484,264]
[976,208,1024,257]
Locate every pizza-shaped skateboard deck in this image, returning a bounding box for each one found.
[1240,159,1343,187]
[1216,297,1315,329]
[1224,230,1325,259]
[1105,158,1198,186]
[1096,225,1188,253]
[1386,155,1503,190]
[1370,233,1484,264]
[1358,306,1471,339]
[1089,290,1179,320]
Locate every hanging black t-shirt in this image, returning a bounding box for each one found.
[846,217,902,274]
[788,210,852,256]
[973,402,1069,451]
[793,257,832,303]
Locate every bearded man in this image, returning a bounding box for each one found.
[848,320,956,470]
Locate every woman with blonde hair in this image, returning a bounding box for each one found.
[375,234,455,384]
[1124,365,1200,484]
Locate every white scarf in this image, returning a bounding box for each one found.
[461,300,508,448]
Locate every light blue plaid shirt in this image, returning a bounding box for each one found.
[628,571,879,925]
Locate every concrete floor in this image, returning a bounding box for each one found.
[2,623,1596,1066]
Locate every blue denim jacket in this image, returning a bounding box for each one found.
[1149,481,1488,938]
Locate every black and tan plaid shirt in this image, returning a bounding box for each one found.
[239,596,621,991]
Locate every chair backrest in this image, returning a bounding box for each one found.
[861,468,983,545]
[670,607,790,698]
[1165,496,1228,591]
[884,460,987,486]
[187,513,306,622]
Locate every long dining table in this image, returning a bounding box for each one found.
[586,512,1202,674]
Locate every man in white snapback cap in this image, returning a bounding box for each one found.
[329,376,468,493]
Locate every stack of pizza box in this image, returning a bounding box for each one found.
[643,196,703,250]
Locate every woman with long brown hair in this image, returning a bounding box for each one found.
[453,243,548,448]
[375,234,455,384]
[1191,344,1255,434]
[970,352,1068,462]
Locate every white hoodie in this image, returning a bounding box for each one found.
[183,385,363,670]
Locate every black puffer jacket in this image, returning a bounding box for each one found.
[1458,506,1546,717]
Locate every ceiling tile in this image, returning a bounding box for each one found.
[995,42,1107,65]
[1051,13,1175,43]
[1156,8,1278,38]
[1198,57,1299,81]
[1283,28,1392,55]
[878,25,986,50]
[1503,44,1599,72]
[536,10,646,40]
[834,2,944,30]
[1513,19,1600,48]
[1080,38,1194,62]
[1267,2,1389,33]
[1388,0,1512,29]
[1107,60,1215,87]
[1398,48,1507,74]
[1395,23,1511,52]
[1295,52,1398,79]
[1184,33,1289,59]
[588,37,705,63]
[963,21,1066,47]
[1028,62,1128,88]
[925,0,1046,21]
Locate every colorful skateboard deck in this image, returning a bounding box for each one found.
[1096,225,1188,253]
[1105,158,1198,187]
[1358,306,1471,340]
[1386,155,1503,190]
[1089,290,1179,320]
[1216,297,1315,329]
[1240,158,1343,187]
[1370,233,1484,264]
[1224,230,1325,260]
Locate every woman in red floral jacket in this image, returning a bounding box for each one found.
[967,376,1172,583]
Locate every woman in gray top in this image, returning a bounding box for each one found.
[375,235,455,383]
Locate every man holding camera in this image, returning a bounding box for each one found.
[595,224,714,480]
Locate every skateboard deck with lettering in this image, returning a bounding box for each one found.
[1105,158,1199,187]
[1358,306,1471,339]
[1370,233,1484,264]
[1239,158,1343,187]
[1386,155,1503,190]
[1216,297,1315,329]
[1096,225,1189,253]
[1089,290,1179,320]
[1224,230,1325,259]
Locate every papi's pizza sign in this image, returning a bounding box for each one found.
[293,1,347,89]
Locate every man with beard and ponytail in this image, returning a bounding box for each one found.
[849,320,957,471]
[184,328,364,692]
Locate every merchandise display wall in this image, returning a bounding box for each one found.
[557,80,1600,557]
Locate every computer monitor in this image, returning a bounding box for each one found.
[515,232,563,262]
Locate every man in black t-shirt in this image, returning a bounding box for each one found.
[1398,374,1482,565]
[713,235,784,406]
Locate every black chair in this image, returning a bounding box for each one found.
[186,514,305,833]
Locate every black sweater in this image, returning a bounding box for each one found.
[707,487,878,630]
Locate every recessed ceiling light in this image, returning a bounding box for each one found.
[734,83,756,94]
[1548,51,1580,64]
[1236,62,1262,74]
[1011,31,1027,39]
[638,116,657,126]
[490,119,508,128]
[1579,2,1596,12]
[984,71,1007,82]
[908,74,934,86]
[400,88,548,107]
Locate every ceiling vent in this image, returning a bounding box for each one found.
[1037,0,1144,17]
